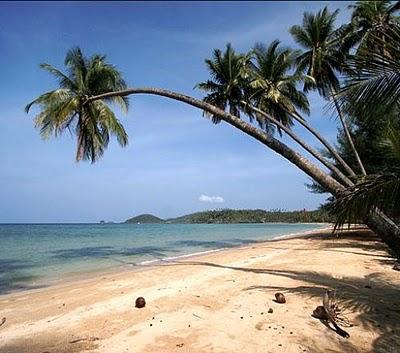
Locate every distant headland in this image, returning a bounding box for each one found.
[123,209,332,224]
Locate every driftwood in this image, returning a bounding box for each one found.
[0,317,5,327]
[312,289,351,338]
[69,337,99,344]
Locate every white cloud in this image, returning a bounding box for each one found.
[199,194,225,203]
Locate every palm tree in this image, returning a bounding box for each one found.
[197,41,353,186]
[328,25,400,252]
[244,40,353,186]
[331,126,400,229]
[195,43,250,124]
[25,47,129,163]
[338,25,400,123]
[347,0,400,56]
[249,40,309,132]
[248,41,356,179]
[290,7,367,176]
[26,46,400,256]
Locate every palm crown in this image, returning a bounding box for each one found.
[347,0,400,55]
[197,41,310,135]
[25,47,129,163]
[196,43,250,123]
[289,7,346,98]
[249,40,310,132]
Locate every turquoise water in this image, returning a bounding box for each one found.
[0,223,325,295]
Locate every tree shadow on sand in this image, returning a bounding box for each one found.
[169,230,399,353]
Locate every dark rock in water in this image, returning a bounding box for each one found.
[268,308,273,314]
[393,261,400,271]
[274,292,286,304]
[312,306,329,320]
[135,297,146,308]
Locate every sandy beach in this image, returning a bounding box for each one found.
[0,228,399,353]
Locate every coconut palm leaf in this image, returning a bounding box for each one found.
[347,1,400,56]
[289,7,345,98]
[26,47,129,163]
[196,43,251,123]
[247,40,310,135]
[331,126,400,227]
[338,25,400,119]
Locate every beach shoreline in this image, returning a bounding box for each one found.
[0,224,333,300]
[1,227,399,353]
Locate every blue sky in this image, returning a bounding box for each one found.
[0,1,353,223]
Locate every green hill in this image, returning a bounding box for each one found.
[168,209,332,224]
[124,209,332,224]
[125,214,165,224]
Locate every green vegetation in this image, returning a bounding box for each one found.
[123,209,332,224]
[26,1,400,257]
[125,214,165,224]
[169,209,332,224]
[25,48,129,163]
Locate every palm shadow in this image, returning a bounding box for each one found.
[166,229,399,353]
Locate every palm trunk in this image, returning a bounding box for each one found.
[242,102,354,187]
[330,87,367,176]
[86,87,345,194]
[365,209,400,257]
[289,111,357,179]
[86,87,400,256]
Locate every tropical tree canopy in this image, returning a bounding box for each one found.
[248,40,310,133]
[338,25,400,119]
[25,47,129,163]
[25,3,400,257]
[196,43,250,123]
[289,7,346,97]
[346,0,400,56]
[197,40,311,136]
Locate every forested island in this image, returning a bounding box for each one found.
[124,209,332,224]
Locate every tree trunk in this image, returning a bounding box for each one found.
[86,87,346,194]
[243,102,354,187]
[290,111,357,179]
[86,87,400,257]
[365,209,400,258]
[330,87,367,176]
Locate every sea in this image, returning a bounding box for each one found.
[0,223,326,295]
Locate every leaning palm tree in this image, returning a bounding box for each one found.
[249,40,309,132]
[331,126,400,229]
[197,41,353,186]
[26,46,400,256]
[25,47,129,163]
[195,43,251,124]
[248,41,356,179]
[245,40,353,186]
[290,7,367,176]
[328,26,400,242]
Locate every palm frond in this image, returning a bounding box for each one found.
[26,47,130,163]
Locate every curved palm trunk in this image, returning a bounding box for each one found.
[86,87,346,194]
[86,87,400,257]
[366,209,400,257]
[241,102,354,187]
[330,87,367,176]
[289,111,357,179]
